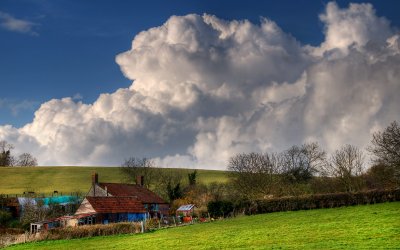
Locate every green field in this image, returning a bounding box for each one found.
[0,167,228,195]
[7,202,400,249]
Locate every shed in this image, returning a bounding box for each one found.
[176,204,196,217]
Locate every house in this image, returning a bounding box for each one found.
[30,214,85,233]
[86,173,169,218]
[74,196,146,225]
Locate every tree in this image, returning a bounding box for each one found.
[188,170,197,186]
[328,144,364,192]
[0,140,13,167]
[152,169,185,202]
[120,157,156,188]
[280,142,327,184]
[17,153,37,167]
[365,164,398,189]
[368,121,400,182]
[228,152,280,199]
[167,182,183,201]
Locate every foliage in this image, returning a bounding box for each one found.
[228,152,281,200]
[207,200,234,218]
[0,210,12,227]
[365,164,398,189]
[368,120,400,182]
[8,202,400,250]
[328,144,365,192]
[242,189,400,215]
[43,222,142,241]
[0,140,37,167]
[280,142,326,183]
[167,182,183,201]
[19,199,48,228]
[188,170,197,186]
[16,153,37,167]
[151,168,185,202]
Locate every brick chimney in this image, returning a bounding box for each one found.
[136,176,144,186]
[92,172,98,185]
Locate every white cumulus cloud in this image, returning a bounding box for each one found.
[0,2,399,169]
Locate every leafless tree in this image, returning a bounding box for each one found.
[228,152,280,200]
[120,157,156,188]
[17,153,38,167]
[20,199,47,227]
[280,142,327,183]
[0,140,14,152]
[368,121,400,182]
[328,144,364,192]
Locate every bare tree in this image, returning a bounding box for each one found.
[20,199,47,227]
[17,153,38,167]
[228,152,280,200]
[120,157,156,188]
[368,121,400,182]
[280,142,327,183]
[328,144,364,192]
[0,140,14,152]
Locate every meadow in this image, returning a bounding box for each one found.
[7,202,400,249]
[0,167,228,195]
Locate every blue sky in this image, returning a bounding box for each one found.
[1,0,399,127]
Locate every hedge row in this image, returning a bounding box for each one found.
[41,222,142,240]
[239,189,400,215]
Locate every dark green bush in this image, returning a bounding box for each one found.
[207,201,234,218]
[236,189,400,215]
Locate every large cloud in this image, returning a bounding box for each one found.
[1,2,399,169]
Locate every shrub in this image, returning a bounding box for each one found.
[239,189,400,215]
[0,210,12,227]
[207,201,234,218]
[40,222,142,240]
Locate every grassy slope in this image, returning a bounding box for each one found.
[0,167,228,194]
[8,202,400,249]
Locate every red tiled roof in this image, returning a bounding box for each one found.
[98,183,167,204]
[86,197,146,213]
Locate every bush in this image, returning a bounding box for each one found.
[41,222,142,240]
[207,201,234,218]
[0,210,12,227]
[238,189,400,215]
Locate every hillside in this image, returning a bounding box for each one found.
[7,202,400,249]
[0,167,228,195]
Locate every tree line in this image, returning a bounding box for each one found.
[119,120,400,217]
[228,121,400,200]
[0,140,37,167]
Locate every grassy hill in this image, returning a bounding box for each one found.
[0,167,228,195]
[7,202,400,249]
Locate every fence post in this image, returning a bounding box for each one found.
[140,221,144,233]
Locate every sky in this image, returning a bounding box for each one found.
[0,0,400,169]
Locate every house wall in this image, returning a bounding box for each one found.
[96,213,146,224]
[159,204,170,216]
[86,185,110,197]
[75,198,96,215]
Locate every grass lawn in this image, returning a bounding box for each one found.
[0,167,228,195]
[7,202,400,249]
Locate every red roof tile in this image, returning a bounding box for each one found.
[86,197,146,213]
[99,183,167,204]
